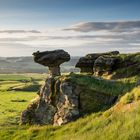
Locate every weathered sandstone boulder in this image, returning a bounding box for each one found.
[94,55,120,75]
[75,57,94,73]
[75,51,119,74]
[33,50,70,77]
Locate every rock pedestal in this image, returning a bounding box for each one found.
[49,66,60,77]
[21,76,80,125]
[33,50,70,77]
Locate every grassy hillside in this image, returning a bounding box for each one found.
[0,72,139,140]
[0,53,140,140]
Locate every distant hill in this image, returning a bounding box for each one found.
[0,56,80,73]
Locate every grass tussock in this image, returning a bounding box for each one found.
[121,86,140,104]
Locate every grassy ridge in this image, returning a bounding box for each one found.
[62,73,136,96]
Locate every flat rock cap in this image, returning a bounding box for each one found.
[33,49,70,67]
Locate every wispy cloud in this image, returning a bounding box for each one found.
[0,20,140,56]
[0,30,41,34]
[64,21,140,32]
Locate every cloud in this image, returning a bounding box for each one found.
[0,30,140,47]
[64,21,140,32]
[0,20,140,56]
[0,30,41,34]
[129,43,140,46]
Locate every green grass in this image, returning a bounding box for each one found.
[0,91,36,126]
[1,91,140,140]
[118,52,140,62]
[110,53,140,79]
[0,74,30,81]
[61,73,136,96]
[0,73,140,140]
[0,74,43,127]
[0,73,47,81]
[121,86,140,104]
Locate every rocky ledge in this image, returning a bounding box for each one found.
[21,50,140,126]
[75,51,120,74]
[21,73,117,126]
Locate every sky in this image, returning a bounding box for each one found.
[0,0,140,57]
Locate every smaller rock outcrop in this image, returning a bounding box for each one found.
[75,51,120,74]
[94,55,120,76]
[33,50,70,77]
[75,57,94,73]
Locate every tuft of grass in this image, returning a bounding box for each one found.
[121,86,140,104]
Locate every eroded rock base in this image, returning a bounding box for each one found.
[21,75,117,126]
[21,77,80,126]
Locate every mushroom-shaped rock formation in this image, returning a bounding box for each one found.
[75,51,120,74]
[33,50,70,77]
